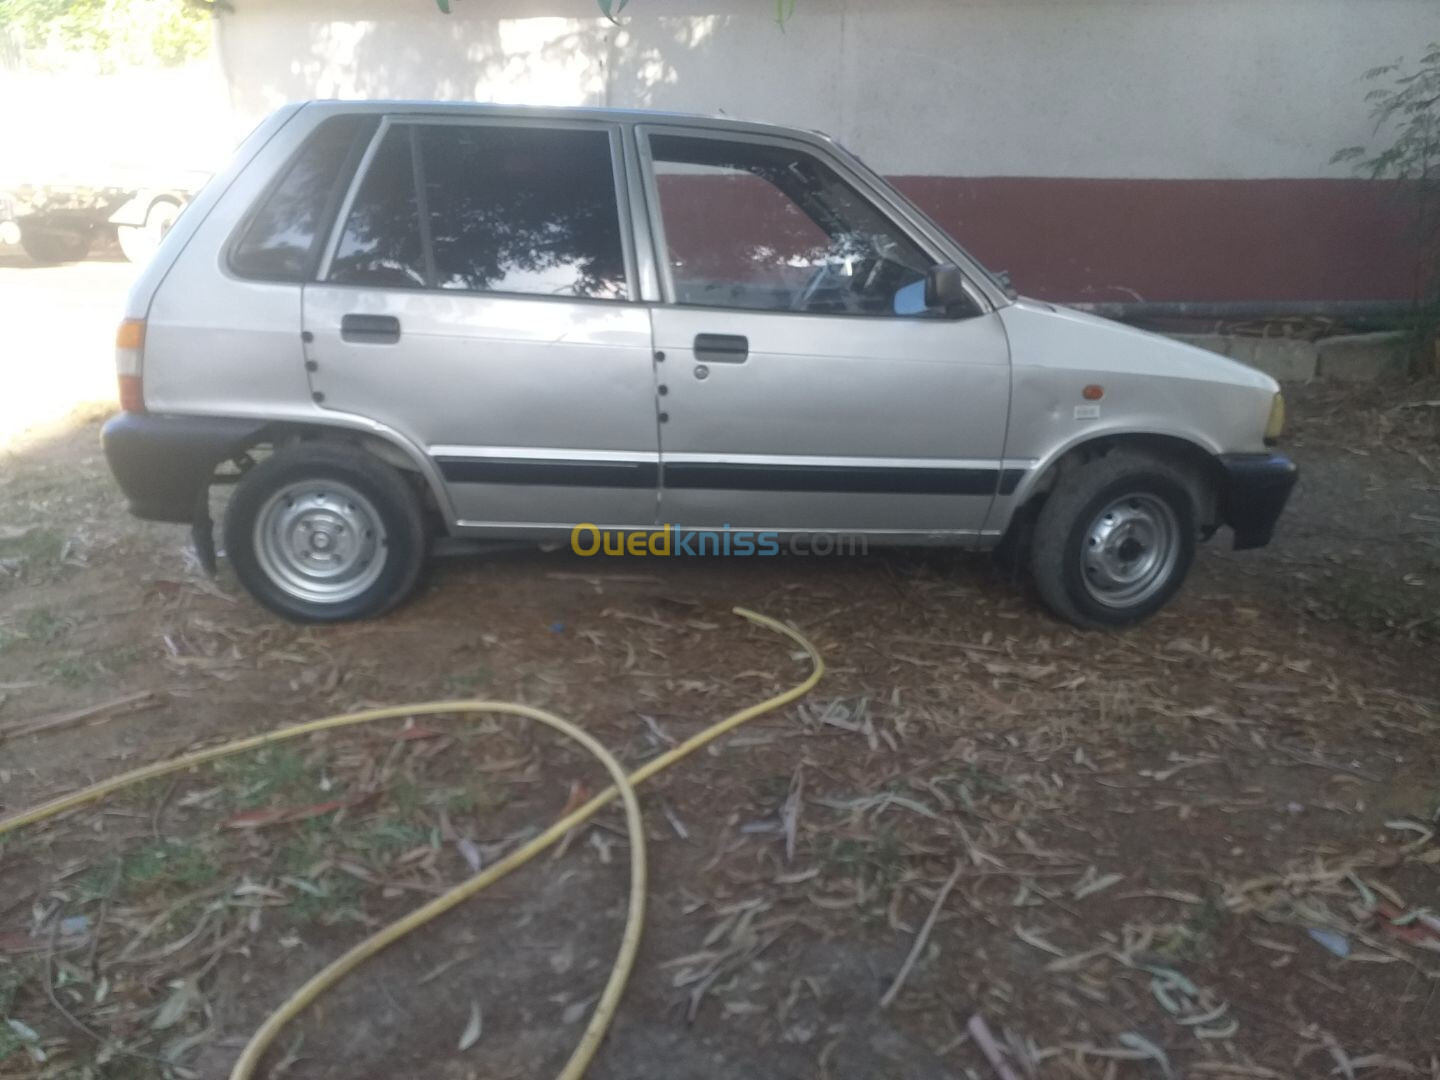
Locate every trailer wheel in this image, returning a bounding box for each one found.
[117,199,181,264]
[20,225,93,264]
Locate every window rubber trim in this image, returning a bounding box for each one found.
[316,116,394,284]
[408,125,439,289]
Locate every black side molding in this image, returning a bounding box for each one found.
[1218,452,1298,550]
[664,461,1024,496]
[436,457,658,488]
[434,455,1025,497]
[102,412,269,523]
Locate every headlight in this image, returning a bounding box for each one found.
[1264,393,1286,444]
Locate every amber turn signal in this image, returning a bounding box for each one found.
[1265,393,1286,444]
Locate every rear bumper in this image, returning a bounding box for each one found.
[1218,452,1298,550]
[102,412,267,523]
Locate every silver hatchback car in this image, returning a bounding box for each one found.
[103,101,1295,627]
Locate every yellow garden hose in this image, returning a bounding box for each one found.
[0,607,824,1079]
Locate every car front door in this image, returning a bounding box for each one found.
[303,116,658,534]
[638,127,1012,538]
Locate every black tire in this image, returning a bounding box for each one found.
[1029,451,1201,629]
[20,225,93,264]
[224,442,426,623]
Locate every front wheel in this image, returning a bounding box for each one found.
[224,443,427,622]
[1029,452,1201,629]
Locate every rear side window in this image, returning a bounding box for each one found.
[328,121,628,300]
[419,125,627,299]
[230,114,374,282]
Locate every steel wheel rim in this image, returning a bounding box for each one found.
[1080,492,1180,608]
[253,480,387,605]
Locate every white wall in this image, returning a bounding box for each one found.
[214,0,1439,179]
[0,60,232,183]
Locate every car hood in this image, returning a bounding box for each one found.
[1003,298,1278,392]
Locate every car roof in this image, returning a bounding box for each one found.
[298,98,837,146]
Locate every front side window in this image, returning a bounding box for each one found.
[648,133,945,317]
[230,114,374,282]
[329,121,628,300]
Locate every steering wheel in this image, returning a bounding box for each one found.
[794,260,846,313]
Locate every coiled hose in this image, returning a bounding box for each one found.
[0,607,824,1079]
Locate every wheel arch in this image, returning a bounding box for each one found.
[1001,429,1225,549]
[208,416,457,534]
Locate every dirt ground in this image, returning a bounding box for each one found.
[1,268,1439,1079]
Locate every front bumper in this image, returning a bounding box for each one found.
[102,412,268,523]
[1218,452,1298,550]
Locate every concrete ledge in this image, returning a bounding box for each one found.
[1226,338,1319,381]
[1315,332,1409,381]
[1170,334,1234,358]
[1168,331,1412,381]
[1169,333,1318,381]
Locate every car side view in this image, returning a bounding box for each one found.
[102,100,1297,628]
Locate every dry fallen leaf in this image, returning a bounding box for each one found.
[458,1000,483,1051]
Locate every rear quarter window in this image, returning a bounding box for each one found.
[229,114,376,282]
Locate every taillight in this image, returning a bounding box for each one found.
[116,319,145,413]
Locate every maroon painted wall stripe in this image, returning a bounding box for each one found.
[892,177,1423,305]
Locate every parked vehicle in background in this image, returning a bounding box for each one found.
[100,101,1298,627]
[0,171,204,263]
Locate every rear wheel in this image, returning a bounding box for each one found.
[224,443,426,622]
[20,224,93,264]
[1029,451,1200,629]
[117,199,181,264]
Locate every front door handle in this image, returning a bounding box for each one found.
[341,314,401,344]
[693,333,748,363]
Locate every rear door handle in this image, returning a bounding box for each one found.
[341,314,401,344]
[693,333,748,363]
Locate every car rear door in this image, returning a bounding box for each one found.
[637,126,1012,538]
[302,115,659,533]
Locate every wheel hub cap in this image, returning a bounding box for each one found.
[1081,493,1180,608]
[253,481,387,605]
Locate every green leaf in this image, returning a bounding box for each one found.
[597,0,631,21]
[436,0,451,11]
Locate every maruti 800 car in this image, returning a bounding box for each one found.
[102,101,1297,626]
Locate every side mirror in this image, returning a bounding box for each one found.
[924,263,969,310]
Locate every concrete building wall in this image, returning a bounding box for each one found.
[1,61,231,187]
[208,0,1437,304]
